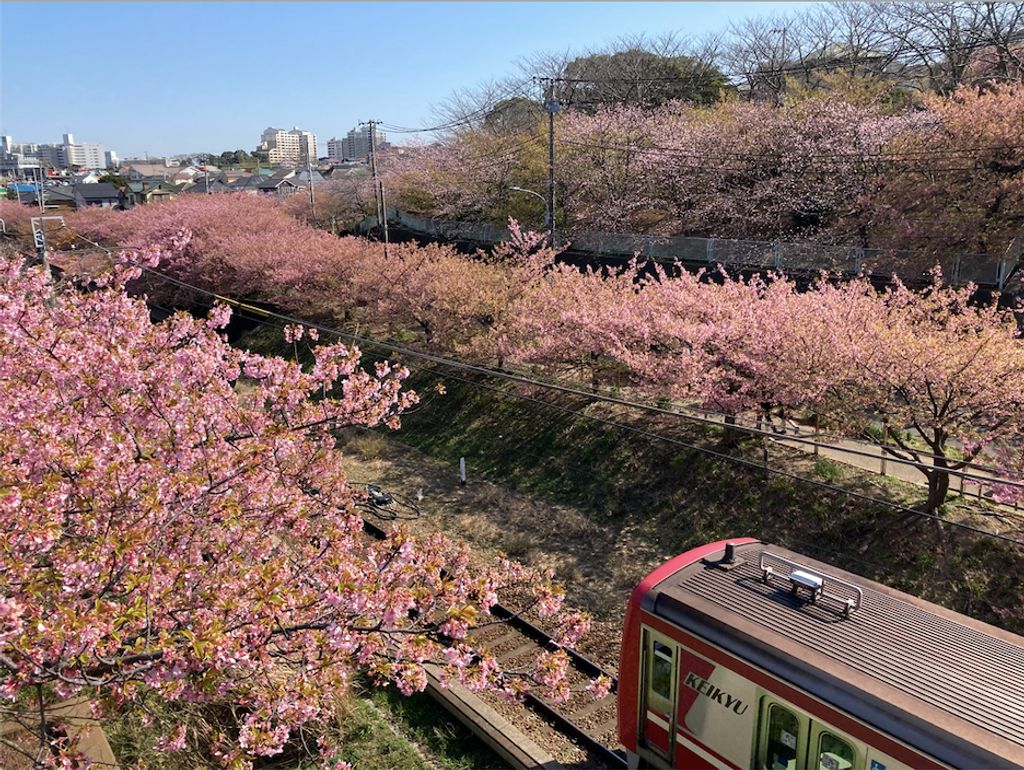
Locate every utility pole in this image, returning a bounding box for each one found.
[366,121,382,226]
[306,144,317,223]
[365,120,389,257]
[34,167,48,271]
[540,78,560,248]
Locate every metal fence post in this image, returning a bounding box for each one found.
[707,239,714,263]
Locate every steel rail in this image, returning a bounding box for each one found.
[360,515,626,768]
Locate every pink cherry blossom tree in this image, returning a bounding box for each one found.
[500,257,648,388]
[0,200,35,239]
[821,274,1024,513]
[0,252,595,767]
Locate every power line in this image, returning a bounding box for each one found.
[554,136,1024,168]
[541,33,1024,87]
[174,275,1024,547]
[52,231,1024,547]
[188,289,1010,584]
[379,77,538,135]
[394,359,1024,547]
[140,283,980,580]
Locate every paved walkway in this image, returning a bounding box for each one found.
[696,410,1014,507]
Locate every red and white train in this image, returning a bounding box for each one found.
[617,538,1024,769]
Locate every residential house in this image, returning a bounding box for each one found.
[322,162,369,179]
[171,167,201,186]
[23,185,78,211]
[6,183,40,203]
[183,177,229,194]
[257,177,302,196]
[291,169,325,185]
[124,163,182,181]
[73,183,122,208]
[228,175,265,194]
[69,170,102,185]
[124,180,181,206]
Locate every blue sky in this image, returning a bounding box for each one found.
[1,2,812,158]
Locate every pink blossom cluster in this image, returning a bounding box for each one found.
[383,83,1024,256]
[0,255,597,766]
[45,192,1024,511]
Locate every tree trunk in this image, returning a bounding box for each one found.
[722,413,744,447]
[924,456,951,514]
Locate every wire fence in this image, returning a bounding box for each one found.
[384,210,1016,289]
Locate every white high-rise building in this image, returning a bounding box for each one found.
[258,127,317,164]
[0,135,41,174]
[59,134,106,169]
[0,131,110,172]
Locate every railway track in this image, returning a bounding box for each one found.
[361,505,627,769]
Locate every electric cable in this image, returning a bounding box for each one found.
[57,228,1024,485]
[49,230,1024,547]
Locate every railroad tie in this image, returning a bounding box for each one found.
[568,692,616,723]
[422,663,565,770]
[498,641,543,665]
[480,630,524,650]
[589,715,620,739]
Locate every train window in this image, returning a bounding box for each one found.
[765,705,802,770]
[651,641,673,700]
[816,732,856,770]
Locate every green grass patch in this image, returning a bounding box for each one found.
[384,367,1024,633]
[814,457,843,483]
[229,324,1024,632]
[103,684,507,770]
[367,686,507,770]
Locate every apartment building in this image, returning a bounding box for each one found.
[258,127,317,164]
[0,132,109,172]
[59,134,105,169]
[326,137,345,162]
[330,124,388,162]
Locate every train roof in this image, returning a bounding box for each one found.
[641,540,1024,767]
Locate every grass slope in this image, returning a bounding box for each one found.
[235,324,1024,630]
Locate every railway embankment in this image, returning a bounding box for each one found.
[235,320,1024,636]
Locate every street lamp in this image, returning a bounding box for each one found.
[509,185,551,242]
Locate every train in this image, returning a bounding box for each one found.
[617,538,1024,769]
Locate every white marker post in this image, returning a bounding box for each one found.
[459,457,466,486]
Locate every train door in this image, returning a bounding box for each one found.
[756,695,861,770]
[640,629,677,761]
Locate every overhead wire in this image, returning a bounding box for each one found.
[354,338,1024,549]
[63,227,1017,483]
[131,279,1024,551]
[51,230,1024,548]
[379,77,539,135]
[539,33,1023,88]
